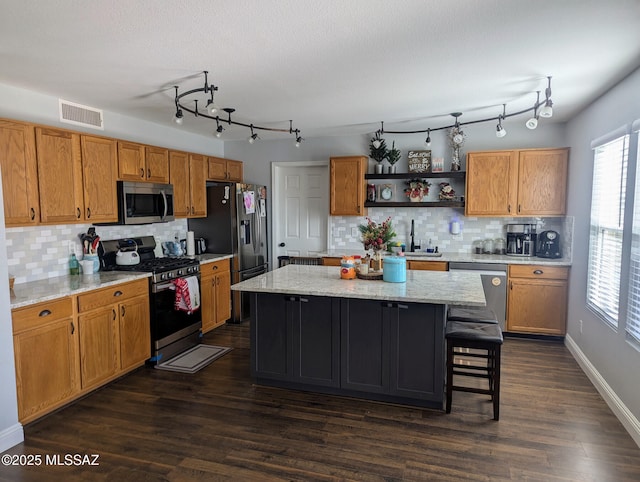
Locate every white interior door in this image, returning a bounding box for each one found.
[272,162,329,261]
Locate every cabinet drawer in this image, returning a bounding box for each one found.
[201,259,230,279]
[322,257,342,267]
[508,265,569,280]
[407,260,448,271]
[77,278,148,312]
[12,297,73,334]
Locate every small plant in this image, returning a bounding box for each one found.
[358,216,396,252]
[386,141,401,166]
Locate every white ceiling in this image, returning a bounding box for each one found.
[1,0,639,140]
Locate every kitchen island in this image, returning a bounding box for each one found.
[231,264,485,409]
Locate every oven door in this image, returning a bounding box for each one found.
[150,276,202,354]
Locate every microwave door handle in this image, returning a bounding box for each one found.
[160,189,168,221]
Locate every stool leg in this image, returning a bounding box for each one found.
[446,340,453,414]
[493,344,501,421]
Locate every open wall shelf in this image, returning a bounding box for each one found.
[364,201,464,208]
[365,171,466,180]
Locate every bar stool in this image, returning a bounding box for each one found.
[445,320,503,420]
[448,305,499,324]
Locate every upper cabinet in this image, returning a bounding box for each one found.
[330,156,367,216]
[169,150,207,218]
[80,136,118,223]
[0,119,39,226]
[465,148,569,217]
[117,142,169,183]
[35,127,85,224]
[207,156,243,182]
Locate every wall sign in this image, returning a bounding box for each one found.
[408,150,432,173]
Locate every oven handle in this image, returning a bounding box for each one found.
[152,274,201,293]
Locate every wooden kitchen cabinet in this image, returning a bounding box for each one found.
[465,148,568,216]
[35,126,85,224]
[0,119,39,226]
[407,260,448,271]
[12,297,80,423]
[330,156,367,216]
[117,141,169,183]
[169,150,207,218]
[201,259,232,333]
[507,265,569,335]
[77,278,150,379]
[208,156,243,182]
[80,135,119,223]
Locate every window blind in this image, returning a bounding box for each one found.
[626,128,640,343]
[587,134,629,326]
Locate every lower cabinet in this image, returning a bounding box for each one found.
[507,265,569,335]
[12,297,80,423]
[251,293,444,405]
[252,293,340,387]
[200,259,232,333]
[12,278,151,424]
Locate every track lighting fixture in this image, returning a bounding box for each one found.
[526,92,540,129]
[539,76,553,118]
[172,71,301,140]
[295,136,302,147]
[425,128,431,147]
[496,104,507,138]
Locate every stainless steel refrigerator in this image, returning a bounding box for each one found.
[188,182,268,323]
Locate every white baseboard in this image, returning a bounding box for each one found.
[565,334,640,447]
[0,423,24,453]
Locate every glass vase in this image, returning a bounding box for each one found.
[371,250,383,271]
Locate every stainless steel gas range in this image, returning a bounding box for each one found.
[101,236,202,364]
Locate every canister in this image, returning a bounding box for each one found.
[382,256,406,283]
[340,256,356,279]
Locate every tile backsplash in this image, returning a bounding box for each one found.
[7,219,189,284]
[329,207,573,258]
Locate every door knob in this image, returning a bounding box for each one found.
[279,242,285,247]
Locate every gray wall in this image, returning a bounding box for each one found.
[565,67,640,418]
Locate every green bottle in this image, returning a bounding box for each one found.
[69,253,80,275]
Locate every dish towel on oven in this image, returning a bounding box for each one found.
[171,276,200,314]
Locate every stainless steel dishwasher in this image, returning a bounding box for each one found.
[449,262,507,330]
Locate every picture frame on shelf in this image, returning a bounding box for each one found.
[379,183,395,201]
[408,150,431,173]
[431,157,444,172]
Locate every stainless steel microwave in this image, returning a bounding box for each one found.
[116,181,175,225]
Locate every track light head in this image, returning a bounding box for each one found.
[207,100,218,115]
[174,109,184,125]
[526,116,538,130]
[539,99,553,118]
[496,122,507,138]
[295,136,302,148]
[215,124,224,138]
[425,128,431,147]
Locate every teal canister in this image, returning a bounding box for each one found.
[382,256,406,283]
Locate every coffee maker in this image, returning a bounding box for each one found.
[537,230,562,258]
[506,223,537,257]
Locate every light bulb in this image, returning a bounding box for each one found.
[174,110,184,125]
[215,131,222,138]
[539,103,553,118]
[248,136,255,144]
[215,125,223,138]
[295,136,302,148]
[526,116,538,130]
[208,102,217,115]
[496,124,506,138]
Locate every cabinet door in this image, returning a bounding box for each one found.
[78,307,120,389]
[251,293,290,379]
[517,148,568,216]
[507,279,567,335]
[388,302,444,401]
[81,135,118,223]
[292,296,340,387]
[145,146,169,183]
[200,272,217,334]
[214,270,232,327]
[0,120,39,226]
[207,156,227,180]
[189,153,207,217]
[465,151,518,216]
[330,156,367,216]
[340,298,388,393]
[13,318,79,422]
[226,159,244,182]
[118,141,146,181]
[169,150,191,217]
[119,294,151,371]
[35,127,84,223]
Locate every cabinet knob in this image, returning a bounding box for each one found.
[70,321,75,335]
[112,309,116,320]
[121,306,126,317]
[39,309,52,317]
[278,242,285,247]
[86,207,91,219]
[76,207,81,219]
[30,207,36,220]
[147,169,151,178]
[140,168,144,178]
[114,290,123,297]
[533,269,543,275]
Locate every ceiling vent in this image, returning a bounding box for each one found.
[59,99,104,130]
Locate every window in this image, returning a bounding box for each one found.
[626,126,640,343]
[587,134,629,327]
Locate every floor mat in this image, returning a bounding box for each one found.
[154,344,232,374]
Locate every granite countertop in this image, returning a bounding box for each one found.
[319,250,572,267]
[195,253,233,264]
[231,264,485,306]
[10,272,151,310]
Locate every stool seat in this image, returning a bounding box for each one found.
[447,305,498,324]
[446,321,503,344]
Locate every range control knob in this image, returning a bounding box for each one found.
[178,269,184,276]
[160,273,166,281]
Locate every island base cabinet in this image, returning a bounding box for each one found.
[251,293,340,387]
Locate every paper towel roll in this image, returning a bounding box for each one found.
[186,231,195,256]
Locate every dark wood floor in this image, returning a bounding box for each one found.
[2,323,640,481]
